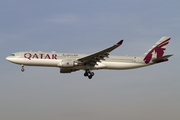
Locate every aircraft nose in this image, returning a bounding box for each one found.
[6,56,10,61]
[6,56,12,61]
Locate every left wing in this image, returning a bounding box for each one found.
[77,40,123,65]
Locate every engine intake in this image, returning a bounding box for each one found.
[58,60,78,68]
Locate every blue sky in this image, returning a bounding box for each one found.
[0,0,180,120]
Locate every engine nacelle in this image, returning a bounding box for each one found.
[60,68,73,73]
[58,60,78,68]
[60,68,77,73]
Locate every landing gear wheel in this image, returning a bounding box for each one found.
[90,72,94,76]
[84,69,94,79]
[84,72,88,77]
[88,75,92,79]
[21,68,25,72]
[21,65,25,72]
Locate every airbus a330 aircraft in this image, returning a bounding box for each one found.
[6,37,173,79]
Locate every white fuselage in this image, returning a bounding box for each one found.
[6,51,151,70]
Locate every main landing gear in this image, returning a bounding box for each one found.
[84,70,94,79]
[21,65,25,72]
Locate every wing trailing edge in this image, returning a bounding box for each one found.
[77,40,123,65]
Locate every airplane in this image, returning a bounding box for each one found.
[6,36,173,79]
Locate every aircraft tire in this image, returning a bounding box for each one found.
[88,75,92,79]
[84,72,88,77]
[21,68,25,72]
[90,72,94,76]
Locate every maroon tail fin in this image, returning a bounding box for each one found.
[142,37,171,64]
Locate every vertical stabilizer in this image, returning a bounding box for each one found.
[141,37,171,64]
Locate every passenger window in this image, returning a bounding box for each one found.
[10,54,15,56]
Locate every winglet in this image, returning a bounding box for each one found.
[116,40,123,45]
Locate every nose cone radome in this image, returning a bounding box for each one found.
[6,56,13,62]
[6,56,10,61]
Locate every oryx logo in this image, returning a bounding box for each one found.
[67,62,69,65]
[143,38,170,64]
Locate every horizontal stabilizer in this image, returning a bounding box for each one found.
[152,54,173,63]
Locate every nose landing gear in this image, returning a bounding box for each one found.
[84,70,94,79]
[21,65,25,72]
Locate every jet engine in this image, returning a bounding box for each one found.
[58,60,78,68]
[60,68,76,73]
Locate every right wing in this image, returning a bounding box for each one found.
[77,40,123,65]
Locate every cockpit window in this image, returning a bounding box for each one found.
[10,54,15,56]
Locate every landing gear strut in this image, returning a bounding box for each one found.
[21,65,25,72]
[84,70,94,79]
